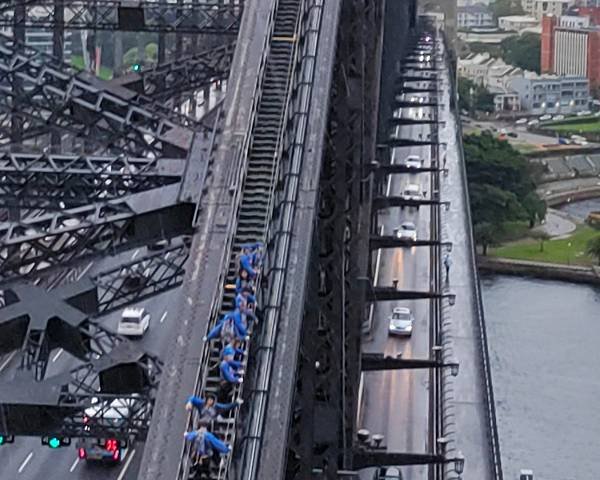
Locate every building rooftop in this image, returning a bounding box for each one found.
[498,15,538,22]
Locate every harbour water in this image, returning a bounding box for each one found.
[482,275,600,480]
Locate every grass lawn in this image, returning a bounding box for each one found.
[513,143,541,153]
[543,118,600,134]
[71,55,113,81]
[491,225,600,266]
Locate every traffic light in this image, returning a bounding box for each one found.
[41,436,71,449]
[131,63,141,72]
[0,435,14,445]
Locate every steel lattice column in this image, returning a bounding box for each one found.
[286,1,383,477]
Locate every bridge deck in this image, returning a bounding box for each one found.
[437,41,499,480]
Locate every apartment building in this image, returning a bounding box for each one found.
[457,3,495,29]
[533,0,575,19]
[509,73,590,113]
[541,9,600,88]
[498,15,539,31]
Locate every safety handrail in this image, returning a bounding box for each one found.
[445,33,504,480]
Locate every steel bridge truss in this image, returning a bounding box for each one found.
[0,344,162,439]
[0,151,185,208]
[0,0,243,34]
[127,42,235,101]
[0,242,188,380]
[0,194,194,283]
[286,1,383,477]
[0,34,195,157]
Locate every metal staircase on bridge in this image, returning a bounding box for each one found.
[182,1,302,479]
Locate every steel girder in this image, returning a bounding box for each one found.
[120,42,235,101]
[286,2,382,478]
[0,242,187,380]
[94,241,188,313]
[0,34,195,157]
[0,151,185,208]
[0,0,243,34]
[0,190,194,283]
[0,343,162,439]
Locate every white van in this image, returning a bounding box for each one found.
[117,307,150,337]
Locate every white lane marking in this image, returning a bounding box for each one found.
[69,458,79,473]
[18,452,33,473]
[131,249,140,260]
[0,351,16,373]
[52,348,64,363]
[76,261,94,281]
[116,448,136,480]
[160,311,168,323]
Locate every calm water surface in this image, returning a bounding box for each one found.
[482,275,600,480]
[559,198,600,221]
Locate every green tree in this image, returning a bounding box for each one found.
[474,222,498,256]
[458,77,495,114]
[530,230,551,252]
[586,236,600,265]
[521,191,547,228]
[491,0,525,18]
[500,33,541,73]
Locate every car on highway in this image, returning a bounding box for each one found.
[515,118,528,125]
[373,466,403,480]
[552,114,565,121]
[507,131,518,138]
[388,307,414,337]
[117,307,150,337]
[396,222,417,242]
[527,119,539,126]
[76,397,138,464]
[404,155,422,169]
[401,184,422,202]
[539,114,552,121]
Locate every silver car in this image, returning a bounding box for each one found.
[396,222,417,242]
[388,307,414,337]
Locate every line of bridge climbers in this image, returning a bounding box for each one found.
[184,242,263,472]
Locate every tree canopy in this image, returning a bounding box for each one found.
[458,77,495,114]
[500,33,541,73]
[491,0,525,18]
[464,132,546,252]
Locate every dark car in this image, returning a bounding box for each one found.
[373,466,403,480]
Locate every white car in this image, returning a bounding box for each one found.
[552,114,565,121]
[388,307,414,337]
[117,307,150,337]
[515,118,528,125]
[396,222,417,241]
[539,114,552,121]
[405,155,422,169]
[527,119,539,126]
[402,184,422,201]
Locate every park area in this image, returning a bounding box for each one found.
[542,116,600,135]
[490,225,599,266]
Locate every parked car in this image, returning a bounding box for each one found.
[373,466,403,480]
[117,307,150,337]
[388,307,414,337]
[396,222,417,241]
[404,155,422,169]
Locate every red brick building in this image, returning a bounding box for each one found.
[541,9,600,89]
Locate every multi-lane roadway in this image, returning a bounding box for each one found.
[0,245,186,480]
[359,80,437,480]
